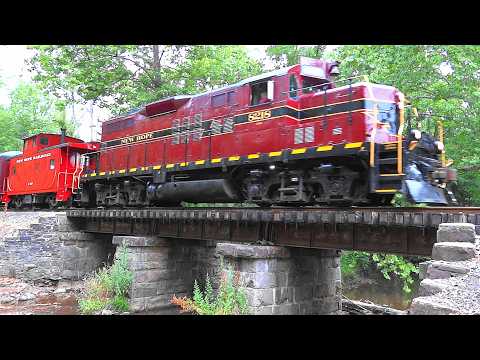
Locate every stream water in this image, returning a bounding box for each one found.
[343,275,421,310]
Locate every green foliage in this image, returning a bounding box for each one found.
[78,297,109,314]
[172,261,249,315]
[341,251,419,293]
[106,245,133,297]
[371,254,419,293]
[78,245,133,314]
[266,45,328,68]
[27,45,263,115]
[0,82,77,152]
[111,295,130,312]
[340,251,371,278]
[391,193,427,208]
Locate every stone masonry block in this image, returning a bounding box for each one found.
[294,285,313,303]
[418,279,448,297]
[245,288,275,307]
[253,306,274,315]
[274,287,294,305]
[428,261,470,275]
[426,267,452,279]
[58,232,96,242]
[418,261,432,280]
[216,243,291,259]
[437,223,476,243]
[112,236,171,247]
[312,296,341,315]
[253,272,278,288]
[431,242,476,261]
[314,282,336,299]
[409,297,459,315]
[272,303,299,315]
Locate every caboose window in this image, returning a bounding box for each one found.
[40,137,49,145]
[49,159,55,170]
[212,94,227,107]
[251,82,269,106]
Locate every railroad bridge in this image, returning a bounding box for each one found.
[58,206,480,314]
[67,207,480,256]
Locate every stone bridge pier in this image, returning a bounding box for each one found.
[111,237,342,314]
[57,214,342,314]
[59,218,341,314]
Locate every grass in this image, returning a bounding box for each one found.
[78,245,133,315]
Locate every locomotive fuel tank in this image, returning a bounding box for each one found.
[146,179,240,203]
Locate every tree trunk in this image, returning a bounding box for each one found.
[152,45,161,87]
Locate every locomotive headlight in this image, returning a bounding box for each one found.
[269,165,276,170]
[435,141,445,152]
[412,129,422,140]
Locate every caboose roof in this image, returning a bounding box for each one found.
[0,151,22,159]
[22,133,83,142]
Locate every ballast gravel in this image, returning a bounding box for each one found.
[413,237,480,315]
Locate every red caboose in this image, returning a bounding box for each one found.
[0,151,22,205]
[80,57,453,207]
[4,131,99,208]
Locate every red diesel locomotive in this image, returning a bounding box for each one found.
[72,57,456,207]
[0,131,99,209]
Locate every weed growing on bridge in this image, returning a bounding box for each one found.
[171,264,249,315]
[78,245,133,314]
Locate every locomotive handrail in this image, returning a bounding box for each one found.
[279,75,371,95]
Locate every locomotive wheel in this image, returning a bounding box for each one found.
[47,196,59,209]
[13,197,23,209]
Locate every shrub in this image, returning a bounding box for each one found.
[171,262,249,315]
[340,250,420,293]
[78,244,133,314]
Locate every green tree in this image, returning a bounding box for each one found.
[0,82,76,152]
[266,45,327,68]
[27,45,264,115]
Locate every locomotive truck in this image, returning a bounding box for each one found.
[75,57,457,208]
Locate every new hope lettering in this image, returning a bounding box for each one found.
[120,132,153,145]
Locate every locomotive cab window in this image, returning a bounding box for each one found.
[250,82,270,106]
[289,75,299,99]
